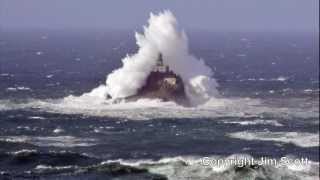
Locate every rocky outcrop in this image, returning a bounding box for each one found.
[126,70,190,106]
[125,54,190,106]
[109,53,190,106]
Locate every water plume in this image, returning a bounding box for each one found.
[95,10,219,105]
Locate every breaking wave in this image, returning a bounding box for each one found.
[0,96,317,121]
[0,135,98,148]
[228,131,319,148]
[1,152,318,180]
[83,10,219,105]
[110,156,320,180]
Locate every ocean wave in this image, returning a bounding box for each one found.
[0,152,165,180]
[6,86,32,92]
[0,96,318,120]
[239,76,290,82]
[0,73,14,77]
[228,131,319,148]
[1,153,318,179]
[0,135,98,147]
[223,119,284,126]
[98,155,320,180]
[28,116,46,120]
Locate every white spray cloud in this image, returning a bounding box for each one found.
[100,10,219,105]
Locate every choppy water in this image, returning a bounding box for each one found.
[0,30,319,180]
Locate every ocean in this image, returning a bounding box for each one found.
[0,30,319,180]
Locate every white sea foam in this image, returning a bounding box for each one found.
[28,116,46,120]
[228,131,319,147]
[36,51,44,55]
[102,155,319,180]
[53,128,65,134]
[83,10,218,105]
[46,74,54,78]
[275,76,288,81]
[6,86,32,91]
[9,149,38,155]
[35,165,75,170]
[0,73,14,77]
[0,96,317,121]
[223,119,283,126]
[240,76,290,82]
[6,87,18,92]
[0,136,97,147]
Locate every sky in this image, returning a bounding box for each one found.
[0,0,318,32]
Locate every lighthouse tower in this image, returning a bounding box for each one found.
[153,53,169,73]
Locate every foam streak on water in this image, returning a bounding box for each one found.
[0,96,316,121]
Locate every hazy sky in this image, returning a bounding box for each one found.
[0,0,318,32]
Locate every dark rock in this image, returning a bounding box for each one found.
[114,53,190,106]
[86,162,168,180]
[7,162,168,180]
[234,164,261,173]
[89,162,147,175]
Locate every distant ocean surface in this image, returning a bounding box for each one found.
[0,30,319,180]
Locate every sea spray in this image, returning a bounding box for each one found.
[91,10,219,105]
